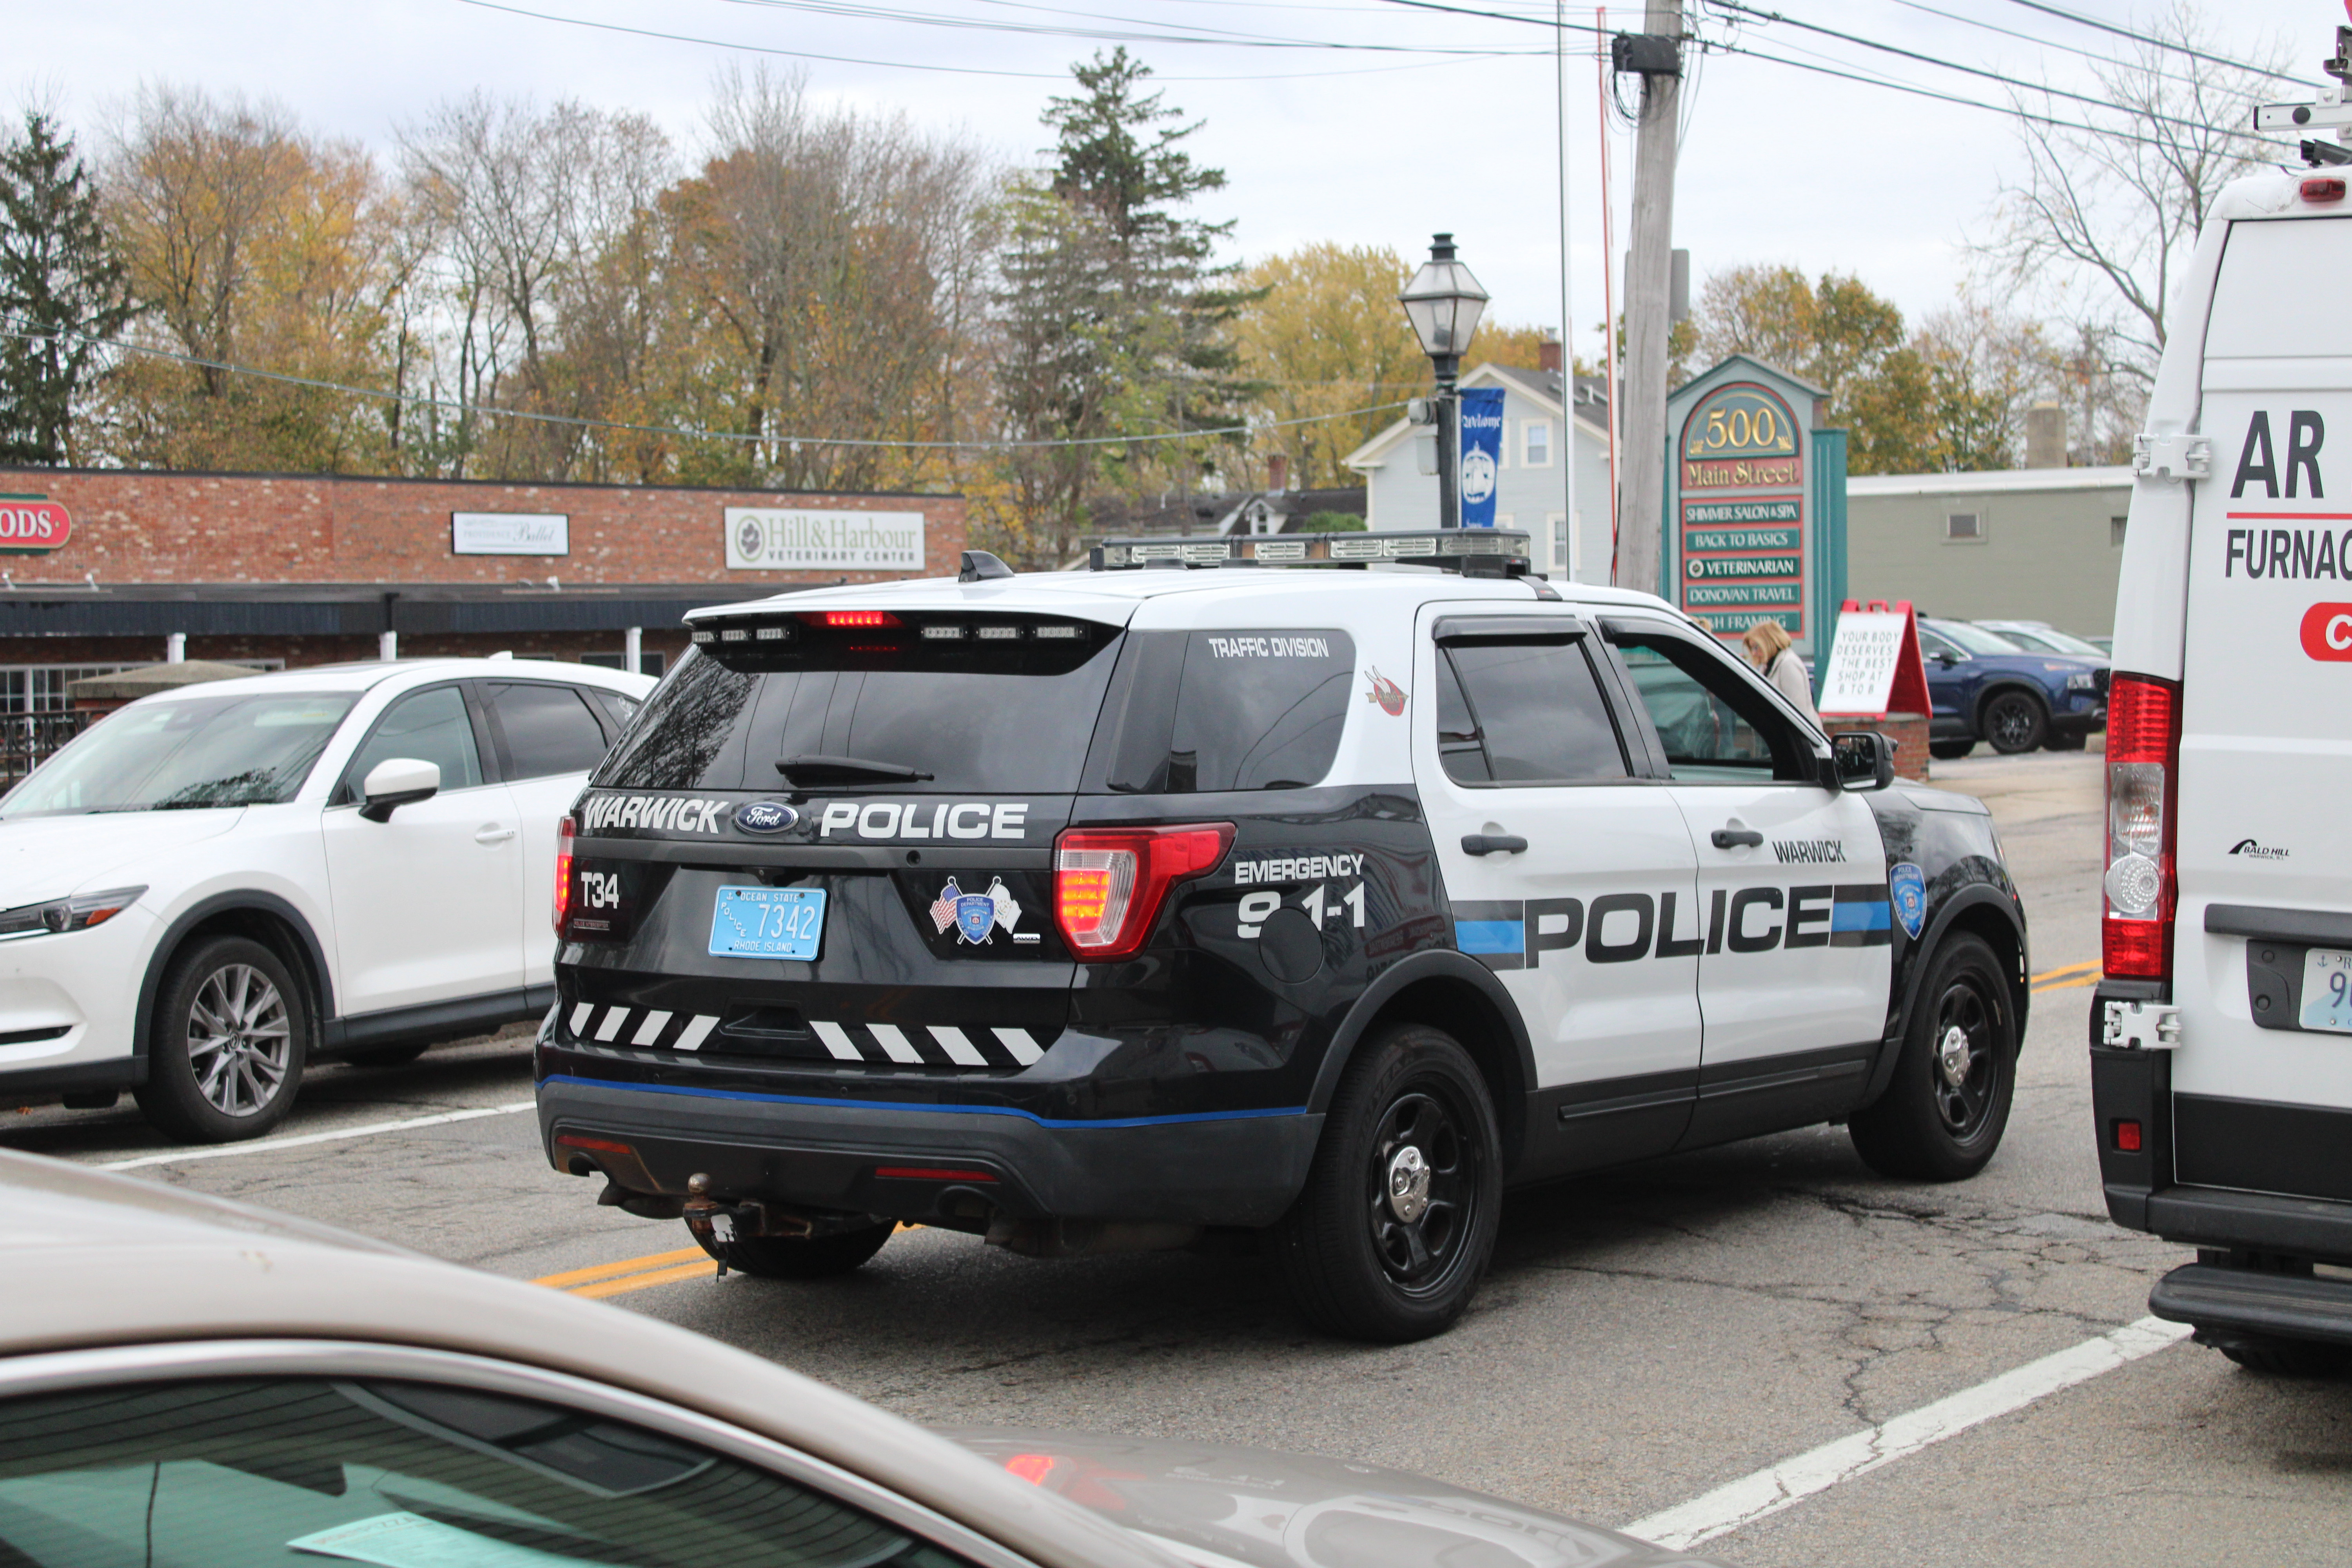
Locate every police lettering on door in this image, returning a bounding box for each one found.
[1452,884,1893,969]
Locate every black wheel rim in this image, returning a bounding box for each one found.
[1363,1085,1479,1293]
[1929,978,2001,1139]
[1989,699,2035,749]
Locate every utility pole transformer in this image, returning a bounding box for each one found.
[1613,0,1683,596]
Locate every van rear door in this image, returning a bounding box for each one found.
[2176,211,2352,1196]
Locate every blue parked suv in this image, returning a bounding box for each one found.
[1918,617,2108,759]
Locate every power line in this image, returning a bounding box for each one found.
[2,318,1405,453]
[1871,0,2259,95]
[1707,0,2293,149]
[2000,0,2311,87]
[714,0,1545,55]
[454,0,1539,78]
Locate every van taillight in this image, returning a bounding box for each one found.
[554,814,576,936]
[1054,823,1234,961]
[2303,176,2346,203]
[2103,674,2181,981]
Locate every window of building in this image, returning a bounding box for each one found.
[0,660,280,715]
[581,651,667,677]
[1945,512,1984,542]
[2111,514,2129,547]
[1523,420,1553,468]
[1551,512,1570,575]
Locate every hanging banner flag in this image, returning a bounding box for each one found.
[1456,387,1506,528]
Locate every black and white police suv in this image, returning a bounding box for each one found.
[537,530,2029,1340]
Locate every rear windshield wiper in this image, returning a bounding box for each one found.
[775,754,935,786]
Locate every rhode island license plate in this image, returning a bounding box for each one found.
[2299,947,2352,1033]
[709,885,826,960]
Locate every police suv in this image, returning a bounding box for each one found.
[2094,57,2352,1374]
[537,530,2028,1341]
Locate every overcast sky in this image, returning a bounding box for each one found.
[14,0,2333,367]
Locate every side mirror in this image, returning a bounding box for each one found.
[359,757,441,822]
[1828,731,1897,792]
[1932,651,1958,667]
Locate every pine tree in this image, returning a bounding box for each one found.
[0,112,130,466]
[987,49,1260,564]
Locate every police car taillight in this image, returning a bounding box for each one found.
[1054,824,1234,960]
[554,814,576,937]
[2103,675,2181,982]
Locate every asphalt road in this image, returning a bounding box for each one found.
[10,750,2349,1566]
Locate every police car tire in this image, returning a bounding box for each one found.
[692,1221,895,1280]
[1273,1024,1501,1343]
[1848,933,2015,1182]
[133,936,309,1144]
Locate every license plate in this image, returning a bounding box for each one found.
[2300,947,2352,1033]
[709,885,826,960]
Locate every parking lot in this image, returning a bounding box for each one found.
[9,747,2348,1566]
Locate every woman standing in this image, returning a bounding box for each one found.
[1742,619,1820,729]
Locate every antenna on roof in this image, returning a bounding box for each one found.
[2255,22,2352,165]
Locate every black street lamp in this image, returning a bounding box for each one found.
[1398,232,1490,529]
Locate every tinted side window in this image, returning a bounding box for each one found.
[596,651,759,791]
[1108,629,1354,792]
[1608,629,1809,782]
[489,682,613,780]
[1441,639,1628,784]
[344,686,483,799]
[0,1377,980,1568]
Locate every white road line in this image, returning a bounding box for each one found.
[96,1101,539,1172]
[1621,1315,2194,1550]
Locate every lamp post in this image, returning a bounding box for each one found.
[1398,233,1490,528]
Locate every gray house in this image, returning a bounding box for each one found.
[1343,362,1613,583]
[1845,466,2132,636]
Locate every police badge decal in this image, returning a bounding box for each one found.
[928,876,1025,944]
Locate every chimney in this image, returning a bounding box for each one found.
[1268,454,1289,493]
[2024,402,2066,469]
[1539,332,1563,375]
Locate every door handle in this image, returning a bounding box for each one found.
[1711,827,1764,849]
[475,825,518,845]
[1461,833,1529,856]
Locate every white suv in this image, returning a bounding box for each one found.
[0,658,654,1142]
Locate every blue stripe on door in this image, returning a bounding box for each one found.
[1455,920,1527,955]
[1830,899,1891,932]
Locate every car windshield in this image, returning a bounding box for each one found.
[0,692,357,818]
[1995,625,2106,657]
[1930,622,2027,656]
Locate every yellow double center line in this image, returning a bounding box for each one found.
[2032,960,2102,993]
[535,1247,712,1299]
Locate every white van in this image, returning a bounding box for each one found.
[2096,125,2352,1372]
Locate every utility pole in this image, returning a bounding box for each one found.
[1613,0,1682,596]
[1555,0,1578,579]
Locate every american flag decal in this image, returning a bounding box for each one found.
[928,878,962,934]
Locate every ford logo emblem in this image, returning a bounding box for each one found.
[733,801,800,834]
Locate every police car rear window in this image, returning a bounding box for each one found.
[1102,629,1355,793]
[594,617,1123,794]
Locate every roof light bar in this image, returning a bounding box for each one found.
[1089,528,1534,575]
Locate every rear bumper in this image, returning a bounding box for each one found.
[2150,1261,2352,1347]
[535,1073,1321,1229]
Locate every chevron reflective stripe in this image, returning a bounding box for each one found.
[928,1025,989,1067]
[866,1024,926,1064]
[561,1001,1051,1067]
[992,1027,1045,1065]
[809,1020,864,1062]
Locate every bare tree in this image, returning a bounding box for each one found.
[397,93,671,478]
[1982,0,2295,423]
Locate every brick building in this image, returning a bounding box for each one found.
[0,467,965,709]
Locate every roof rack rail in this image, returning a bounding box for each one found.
[1088,528,1535,576]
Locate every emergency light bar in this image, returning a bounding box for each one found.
[1088,528,1536,575]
